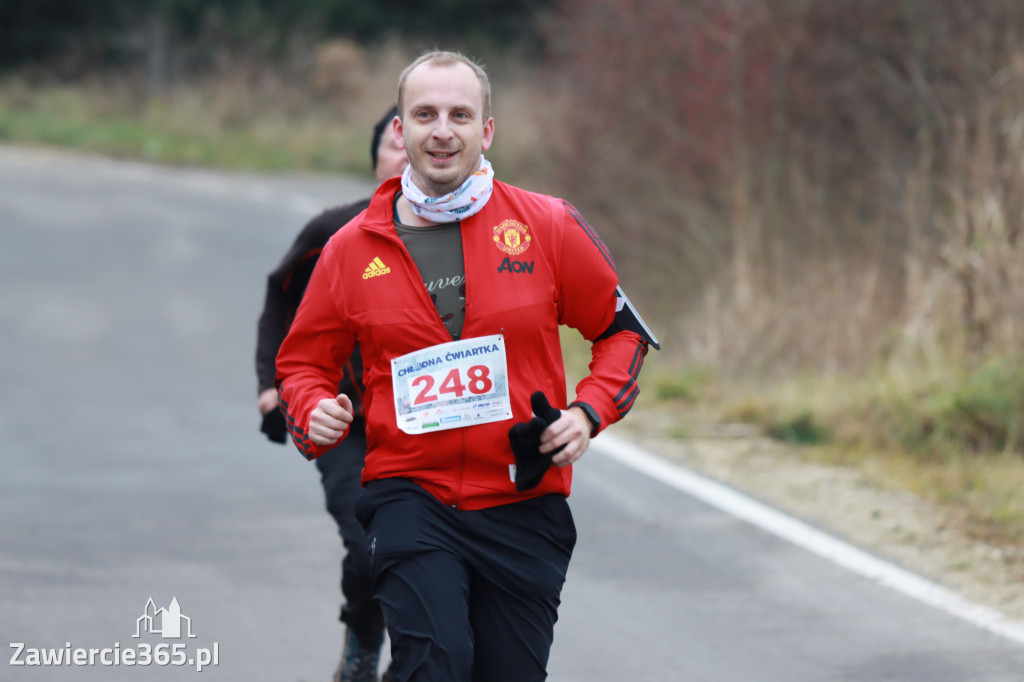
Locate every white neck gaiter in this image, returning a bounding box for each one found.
[400,156,494,223]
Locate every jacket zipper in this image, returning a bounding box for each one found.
[372,219,470,508]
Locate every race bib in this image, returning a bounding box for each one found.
[391,334,513,435]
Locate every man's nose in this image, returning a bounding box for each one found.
[432,119,454,140]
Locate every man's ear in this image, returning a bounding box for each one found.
[481,117,494,152]
[393,116,407,150]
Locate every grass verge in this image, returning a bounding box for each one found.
[0,78,370,174]
[713,354,1024,545]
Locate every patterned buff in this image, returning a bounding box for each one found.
[401,156,494,223]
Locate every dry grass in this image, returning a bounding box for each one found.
[704,357,1024,545]
[0,40,421,173]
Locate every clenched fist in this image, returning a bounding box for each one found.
[309,393,354,446]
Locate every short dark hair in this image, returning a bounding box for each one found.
[371,105,399,170]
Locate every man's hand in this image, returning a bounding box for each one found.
[258,388,279,415]
[309,393,353,446]
[539,406,591,467]
[258,388,288,444]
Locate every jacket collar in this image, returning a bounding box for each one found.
[361,176,404,237]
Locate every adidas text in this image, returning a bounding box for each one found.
[363,257,391,279]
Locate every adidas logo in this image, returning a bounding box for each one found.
[362,256,392,280]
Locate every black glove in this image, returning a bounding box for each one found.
[260,408,288,444]
[508,391,564,491]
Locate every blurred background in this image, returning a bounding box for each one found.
[2,0,1022,565]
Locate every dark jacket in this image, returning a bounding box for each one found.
[256,199,371,418]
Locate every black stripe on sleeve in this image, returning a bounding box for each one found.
[613,340,649,417]
[562,200,616,272]
[278,390,316,460]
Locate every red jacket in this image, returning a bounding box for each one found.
[276,177,647,510]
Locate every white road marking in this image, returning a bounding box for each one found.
[592,431,1024,647]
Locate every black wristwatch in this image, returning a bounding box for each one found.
[568,401,601,436]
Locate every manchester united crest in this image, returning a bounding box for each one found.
[492,220,532,256]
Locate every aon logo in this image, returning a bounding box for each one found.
[497,257,534,274]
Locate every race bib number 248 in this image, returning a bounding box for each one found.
[391,335,513,434]
[410,364,493,405]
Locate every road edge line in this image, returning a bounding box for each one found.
[592,431,1024,647]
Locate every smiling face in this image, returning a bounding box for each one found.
[395,61,494,197]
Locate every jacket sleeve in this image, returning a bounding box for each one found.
[274,241,356,460]
[555,200,649,432]
[255,204,363,394]
[255,227,321,393]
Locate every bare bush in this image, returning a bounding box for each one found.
[545,0,1024,376]
[311,39,370,107]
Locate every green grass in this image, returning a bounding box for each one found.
[653,365,715,404]
[0,80,370,174]
[712,353,1024,544]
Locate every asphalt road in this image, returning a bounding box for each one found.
[2,146,1024,681]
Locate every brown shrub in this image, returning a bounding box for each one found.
[543,0,1024,375]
